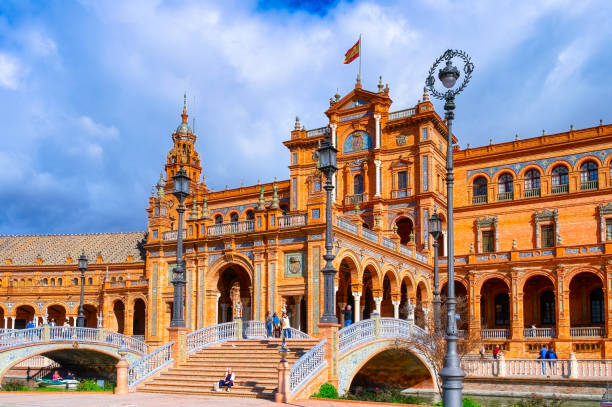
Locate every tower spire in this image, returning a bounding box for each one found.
[181,92,188,124]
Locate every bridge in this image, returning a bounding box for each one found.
[0,326,147,383]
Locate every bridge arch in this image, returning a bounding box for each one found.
[338,337,438,396]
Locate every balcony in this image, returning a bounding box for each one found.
[580,180,599,191]
[162,229,186,241]
[481,328,510,339]
[524,327,555,338]
[207,220,254,237]
[524,188,541,198]
[570,326,604,337]
[497,191,514,201]
[551,184,569,194]
[278,214,307,228]
[472,194,487,204]
[388,108,416,121]
[344,193,368,205]
[391,189,410,199]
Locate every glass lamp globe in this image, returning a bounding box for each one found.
[438,60,460,89]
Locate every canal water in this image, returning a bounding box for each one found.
[464,395,600,407]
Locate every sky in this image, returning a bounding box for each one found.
[0,0,611,235]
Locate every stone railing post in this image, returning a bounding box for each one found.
[42,324,50,342]
[235,317,243,339]
[373,313,381,338]
[569,352,578,378]
[318,322,340,389]
[275,358,291,403]
[115,358,129,394]
[498,353,506,377]
[97,327,105,343]
[167,327,189,368]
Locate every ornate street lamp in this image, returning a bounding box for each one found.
[426,49,474,407]
[428,211,442,335]
[317,130,339,324]
[170,167,190,327]
[76,250,88,328]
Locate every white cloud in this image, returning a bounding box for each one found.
[0,53,24,90]
[77,116,120,140]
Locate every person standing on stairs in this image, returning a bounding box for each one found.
[265,311,273,338]
[281,312,291,339]
[218,368,235,392]
[273,312,281,338]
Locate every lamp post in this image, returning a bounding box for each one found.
[317,130,339,324]
[170,167,190,327]
[428,211,442,336]
[76,250,88,328]
[425,49,474,407]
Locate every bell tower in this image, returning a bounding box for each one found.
[164,93,202,190]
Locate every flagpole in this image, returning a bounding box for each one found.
[358,33,362,81]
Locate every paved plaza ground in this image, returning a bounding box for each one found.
[0,393,404,407]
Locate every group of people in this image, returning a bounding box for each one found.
[538,345,558,376]
[265,311,292,339]
[24,318,63,328]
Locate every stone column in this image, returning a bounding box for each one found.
[353,292,362,323]
[407,300,415,324]
[3,316,6,329]
[215,292,221,324]
[114,358,129,394]
[338,302,347,326]
[220,304,227,323]
[374,159,382,197]
[275,357,291,403]
[373,297,382,315]
[374,114,381,149]
[295,295,302,331]
[392,300,400,319]
[11,316,16,329]
[423,307,430,332]
[330,123,337,148]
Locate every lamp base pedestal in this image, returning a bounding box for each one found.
[167,326,190,367]
[318,322,340,389]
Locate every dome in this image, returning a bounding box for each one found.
[176,122,192,134]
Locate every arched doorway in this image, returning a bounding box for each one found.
[441,281,469,330]
[523,275,556,335]
[217,264,252,323]
[113,301,125,334]
[395,217,414,245]
[415,281,429,329]
[479,278,510,335]
[15,305,35,329]
[362,265,380,320]
[132,299,146,336]
[83,305,98,328]
[381,271,398,318]
[46,304,67,326]
[399,276,415,320]
[0,307,4,328]
[569,272,604,336]
[336,257,357,324]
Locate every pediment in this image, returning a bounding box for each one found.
[325,87,391,118]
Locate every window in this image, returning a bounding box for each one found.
[353,174,364,195]
[524,169,540,190]
[551,165,568,186]
[473,177,487,196]
[88,277,93,285]
[541,225,555,248]
[292,177,297,210]
[540,291,555,325]
[313,179,321,192]
[230,212,239,223]
[591,288,604,324]
[580,161,598,182]
[188,225,193,236]
[422,128,428,140]
[246,210,254,220]
[152,229,158,239]
[311,209,320,219]
[423,156,429,191]
[398,171,407,190]
[292,152,298,164]
[494,293,510,326]
[214,215,223,224]
[607,219,612,241]
[498,173,514,193]
[482,231,494,253]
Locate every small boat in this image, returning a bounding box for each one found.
[35,378,79,389]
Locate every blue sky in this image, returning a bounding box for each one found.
[0,0,611,235]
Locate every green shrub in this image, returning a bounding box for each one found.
[313,383,338,399]
[1,381,29,391]
[510,395,565,407]
[76,379,103,392]
[463,398,482,407]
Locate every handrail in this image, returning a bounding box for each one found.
[289,339,327,394]
[243,321,266,339]
[128,341,174,388]
[285,327,313,339]
[186,322,237,354]
[207,220,254,236]
[338,319,375,354]
[0,327,43,350]
[278,214,307,228]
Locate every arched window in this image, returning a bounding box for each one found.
[541,291,556,325]
[524,169,540,191]
[88,277,93,285]
[57,278,62,286]
[353,174,364,195]
[41,278,48,286]
[50,278,55,287]
[214,214,223,224]
[473,176,487,197]
[590,288,604,324]
[552,165,568,185]
[230,212,239,223]
[498,173,514,193]
[72,278,78,285]
[494,293,510,326]
[245,210,254,220]
[580,161,598,181]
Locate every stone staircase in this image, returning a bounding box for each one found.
[140,338,318,398]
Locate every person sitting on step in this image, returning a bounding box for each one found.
[218,367,235,392]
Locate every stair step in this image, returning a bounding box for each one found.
[149,378,278,386]
[140,387,275,399]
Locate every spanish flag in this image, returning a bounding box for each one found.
[344,38,360,64]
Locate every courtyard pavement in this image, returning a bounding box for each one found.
[0,393,416,407]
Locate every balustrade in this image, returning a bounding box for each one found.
[481,328,509,339]
[576,360,612,377]
[388,108,416,121]
[391,189,410,198]
[344,193,368,205]
[524,188,541,198]
[506,359,570,378]
[497,191,514,201]
[128,341,174,388]
[289,339,327,393]
[580,180,598,191]
[162,229,186,241]
[523,327,555,338]
[362,227,378,242]
[243,321,266,339]
[186,322,237,354]
[551,184,569,194]
[207,220,254,236]
[570,326,604,337]
[278,214,307,228]
[472,194,487,204]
